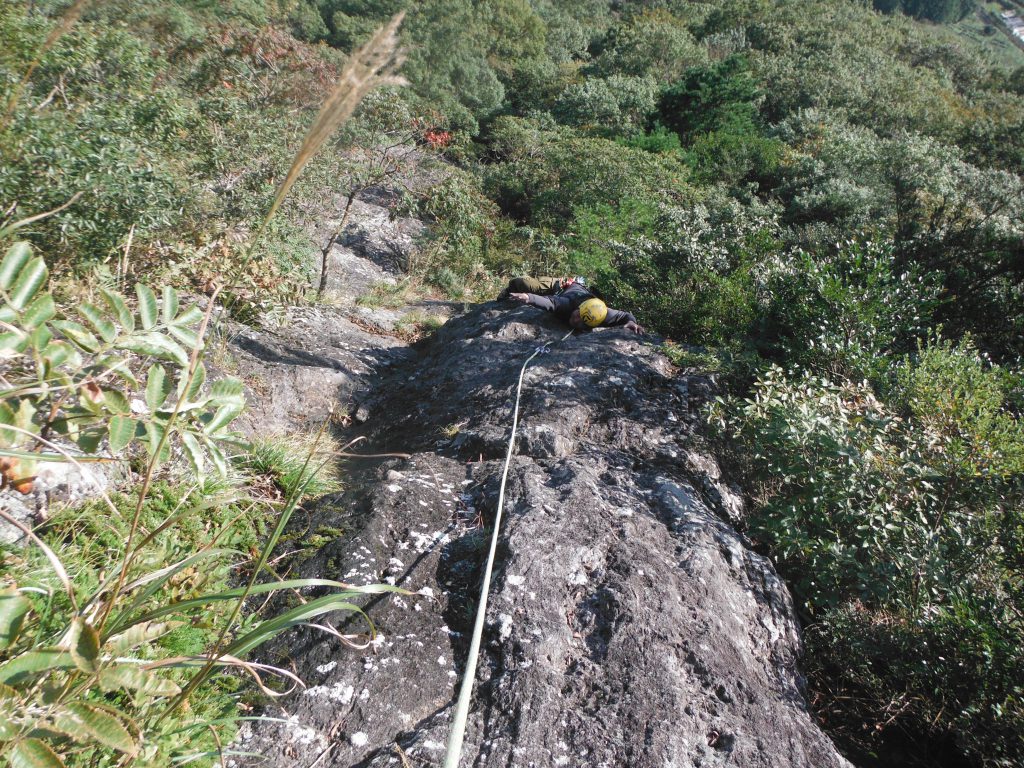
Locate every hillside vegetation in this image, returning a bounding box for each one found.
[2,0,1023,766]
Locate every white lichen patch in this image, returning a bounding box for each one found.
[303,682,354,704]
[284,716,325,747]
[506,574,526,587]
[315,660,338,674]
[497,613,514,641]
[350,732,369,747]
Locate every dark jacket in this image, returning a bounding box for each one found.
[521,284,638,328]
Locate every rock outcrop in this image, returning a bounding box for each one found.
[239,304,853,768]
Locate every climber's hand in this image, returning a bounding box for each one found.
[510,292,529,303]
[625,321,645,335]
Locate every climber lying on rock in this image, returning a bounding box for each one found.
[504,279,645,334]
[496,275,584,299]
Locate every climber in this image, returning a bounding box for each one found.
[496,275,583,300]
[506,281,645,334]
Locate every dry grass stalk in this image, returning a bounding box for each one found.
[260,11,407,231]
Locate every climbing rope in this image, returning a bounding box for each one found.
[443,329,573,768]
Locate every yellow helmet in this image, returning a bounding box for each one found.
[578,298,608,327]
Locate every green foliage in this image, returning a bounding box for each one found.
[715,340,1024,766]
[0,240,244,482]
[483,117,688,228]
[0,224,390,765]
[588,9,706,81]
[757,240,944,380]
[553,74,658,136]
[658,55,761,140]
[0,16,187,262]
[571,196,780,345]
[686,128,784,188]
[618,125,682,154]
[235,433,341,500]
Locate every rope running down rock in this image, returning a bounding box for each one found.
[443,328,574,768]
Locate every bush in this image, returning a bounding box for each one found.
[756,239,943,381]
[553,74,659,136]
[0,19,188,263]
[714,339,1024,767]
[0,235,387,766]
[658,55,761,140]
[567,197,780,345]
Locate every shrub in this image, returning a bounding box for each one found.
[756,239,943,381]
[568,196,780,345]
[553,74,659,136]
[658,55,761,140]
[0,235,390,765]
[713,340,1024,767]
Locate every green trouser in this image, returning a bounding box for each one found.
[507,276,563,295]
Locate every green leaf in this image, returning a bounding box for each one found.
[0,242,32,291]
[20,294,55,330]
[225,594,369,657]
[145,364,170,412]
[0,331,28,357]
[0,304,17,324]
[68,618,100,673]
[210,378,245,402]
[161,285,179,325]
[102,389,131,416]
[100,288,134,332]
[179,362,206,403]
[50,320,100,353]
[8,738,66,768]
[100,357,139,387]
[167,323,200,350]
[9,258,48,311]
[26,325,51,354]
[53,703,137,755]
[108,416,137,454]
[0,703,18,739]
[75,428,105,455]
[173,305,204,326]
[98,665,181,698]
[0,402,15,447]
[144,421,170,464]
[203,436,228,477]
[104,621,178,655]
[135,284,158,330]
[41,341,76,370]
[0,588,31,650]
[179,432,205,477]
[14,399,35,433]
[203,404,244,436]
[0,650,75,684]
[122,579,386,626]
[79,303,117,344]
[108,550,240,632]
[118,334,189,367]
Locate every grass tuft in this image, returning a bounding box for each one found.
[235,433,342,502]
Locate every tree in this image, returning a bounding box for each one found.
[658,55,760,139]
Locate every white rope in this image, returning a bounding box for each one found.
[443,329,573,768]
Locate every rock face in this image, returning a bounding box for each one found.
[316,198,427,300]
[240,304,852,768]
[226,305,411,435]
